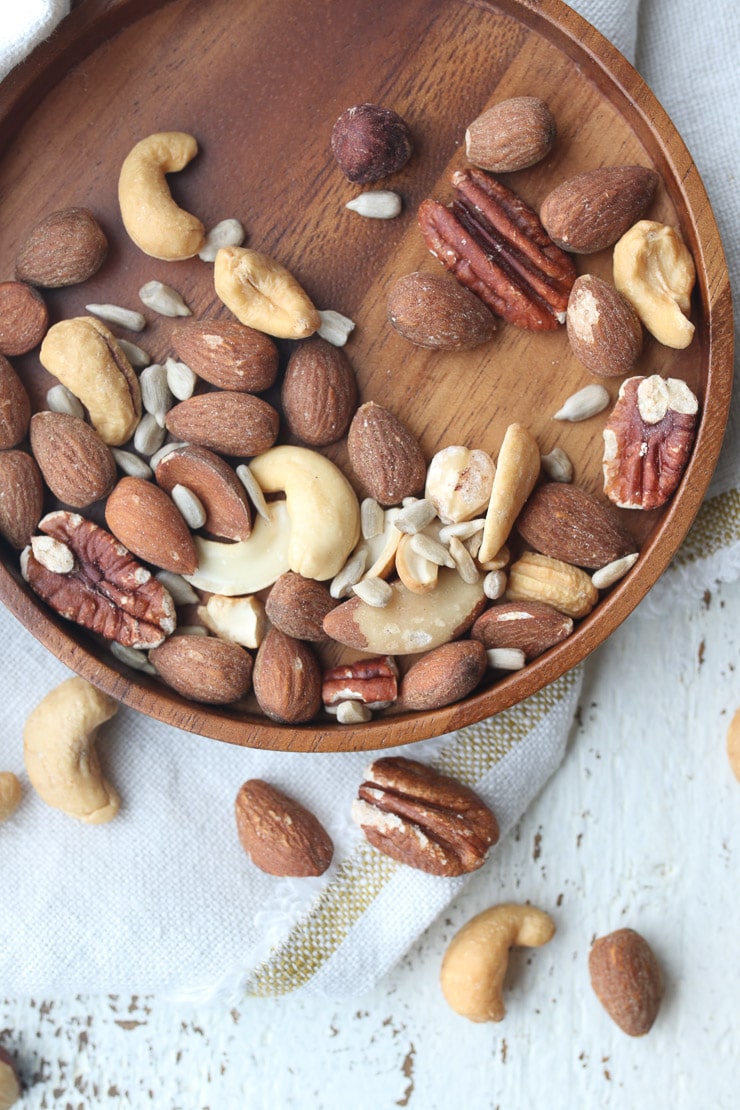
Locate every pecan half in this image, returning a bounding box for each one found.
[21,511,176,648]
[603,375,699,510]
[418,168,576,330]
[322,655,398,709]
[352,756,498,876]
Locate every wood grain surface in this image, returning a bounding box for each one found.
[0,0,732,750]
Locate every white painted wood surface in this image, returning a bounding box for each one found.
[2,573,738,1109]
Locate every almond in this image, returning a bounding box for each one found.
[471,600,573,659]
[0,449,44,549]
[30,411,117,508]
[149,634,253,704]
[154,444,252,541]
[516,482,636,569]
[540,165,659,254]
[105,475,198,574]
[465,96,556,173]
[252,627,322,723]
[235,779,333,876]
[165,391,279,457]
[170,319,279,392]
[347,401,426,506]
[0,280,48,355]
[0,353,31,449]
[567,274,643,377]
[281,335,358,445]
[399,640,487,710]
[16,206,108,287]
[588,928,663,1036]
[265,571,338,641]
[387,271,497,350]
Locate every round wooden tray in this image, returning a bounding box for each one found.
[0,0,732,751]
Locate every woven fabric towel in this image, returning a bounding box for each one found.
[1,0,738,1001]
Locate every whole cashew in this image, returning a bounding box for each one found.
[214,247,321,339]
[249,446,360,579]
[23,676,120,824]
[613,220,696,349]
[118,131,206,260]
[440,902,555,1022]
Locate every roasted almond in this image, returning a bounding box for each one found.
[347,401,426,506]
[154,443,252,541]
[0,280,48,355]
[516,482,636,569]
[16,206,108,287]
[235,779,333,876]
[540,165,659,254]
[0,449,44,549]
[170,319,279,392]
[567,274,643,377]
[281,335,358,445]
[252,627,323,723]
[0,353,31,449]
[387,271,497,350]
[265,571,338,641]
[150,634,253,704]
[471,600,573,659]
[399,640,487,711]
[588,928,663,1036]
[465,96,556,173]
[165,391,279,457]
[105,475,198,574]
[30,411,117,508]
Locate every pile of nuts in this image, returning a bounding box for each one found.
[0,91,701,728]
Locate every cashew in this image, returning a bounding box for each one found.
[479,423,540,564]
[0,772,22,823]
[186,501,292,595]
[440,902,555,1022]
[23,676,120,824]
[118,131,206,260]
[249,446,360,579]
[40,317,142,445]
[198,594,267,649]
[214,246,321,339]
[613,220,696,349]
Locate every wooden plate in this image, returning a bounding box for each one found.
[0,0,732,751]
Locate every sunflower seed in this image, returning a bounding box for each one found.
[317,308,355,347]
[361,497,384,541]
[345,190,402,219]
[171,483,207,530]
[198,218,246,261]
[110,640,157,674]
[140,363,173,427]
[448,535,479,584]
[235,463,271,522]
[46,383,85,418]
[165,357,198,400]
[133,412,167,456]
[352,576,393,607]
[483,570,507,600]
[336,700,373,724]
[393,498,437,535]
[330,549,368,599]
[85,303,146,331]
[553,384,610,422]
[155,569,200,605]
[591,552,640,590]
[139,280,192,317]
[111,448,154,480]
[116,338,151,368]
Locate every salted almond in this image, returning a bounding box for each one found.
[150,634,252,703]
[0,280,49,355]
[155,443,252,540]
[516,482,636,569]
[281,335,358,445]
[588,928,663,1036]
[165,391,279,457]
[105,475,198,574]
[170,319,279,392]
[253,627,323,723]
[387,271,496,349]
[399,640,487,710]
[235,779,333,876]
[16,206,107,287]
[265,572,338,641]
[30,411,117,508]
[465,96,556,173]
[347,401,426,506]
[540,165,659,254]
[0,353,31,449]
[0,450,44,549]
[471,600,573,659]
[567,274,643,377]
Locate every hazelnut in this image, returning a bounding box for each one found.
[331,103,413,184]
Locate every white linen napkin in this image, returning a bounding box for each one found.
[1,0,738,1001]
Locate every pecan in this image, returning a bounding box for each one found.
[21,511,176,649]
[602,375,699,510]
[352,756,499,876]
[322,655,398,709]
[418,168,576,330]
